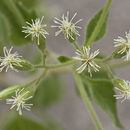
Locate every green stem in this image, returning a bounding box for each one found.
[23,69,48,88]
[4,0,24,25]
[101,55,114,62]
[24,79,37,88]
[110,61,130,69]
[74,70,103,130]
[84,0,112,47]
[105,64,114,79]
[34,60,78,69]
[35,69,48,85]
[73,41,80,50]
[42,53,46,66]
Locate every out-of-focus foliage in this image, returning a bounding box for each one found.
[0,112,62,130]
[0,0,45,46]
[33,74,63,108]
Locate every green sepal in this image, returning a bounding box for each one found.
[67,32,76,43]
[0,85,23,100]
[112,45,128,59]
[13,59,34,71]
[113,78,125,90]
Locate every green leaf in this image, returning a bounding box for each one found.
[0,13,10,54]
[81,75,122,128]
[58,56,71,63]
[0,13,10,42]
[0,0,27,46]
[1,113,47,130]
[10,27,30,45]
[1,112,62,130]
[14,0,40,8]
[0,0,39,46]
[85,9,108,43]
[33,74,63,107]
[15,1,37,21]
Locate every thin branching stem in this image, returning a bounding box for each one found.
[34,60,78,69]
[74,70,103,130]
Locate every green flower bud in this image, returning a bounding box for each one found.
[113,78,125,90]
[113,45,128,59]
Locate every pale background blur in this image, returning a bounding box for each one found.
[1,0,130,130]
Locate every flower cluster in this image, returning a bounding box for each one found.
[2,11,130,116]
[6,88,33,115]
[0,47,22,72]
[73,46,100,76]
[114,31,130,61]
[114,80,130,103]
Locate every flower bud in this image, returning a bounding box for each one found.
[113,78,125,90]
[112,45,128,59]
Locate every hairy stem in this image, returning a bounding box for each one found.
[84,0,112,47]
[74,70,103,130]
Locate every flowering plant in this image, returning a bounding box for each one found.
[0,0,130,129]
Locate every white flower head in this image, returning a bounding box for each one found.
[0,47,22,72]
[22,16,49,45]
[73,46,100,76]
[52,11,82,40]
[114,31,130,61]
[114,80,130,103]
[6,88,33,115]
